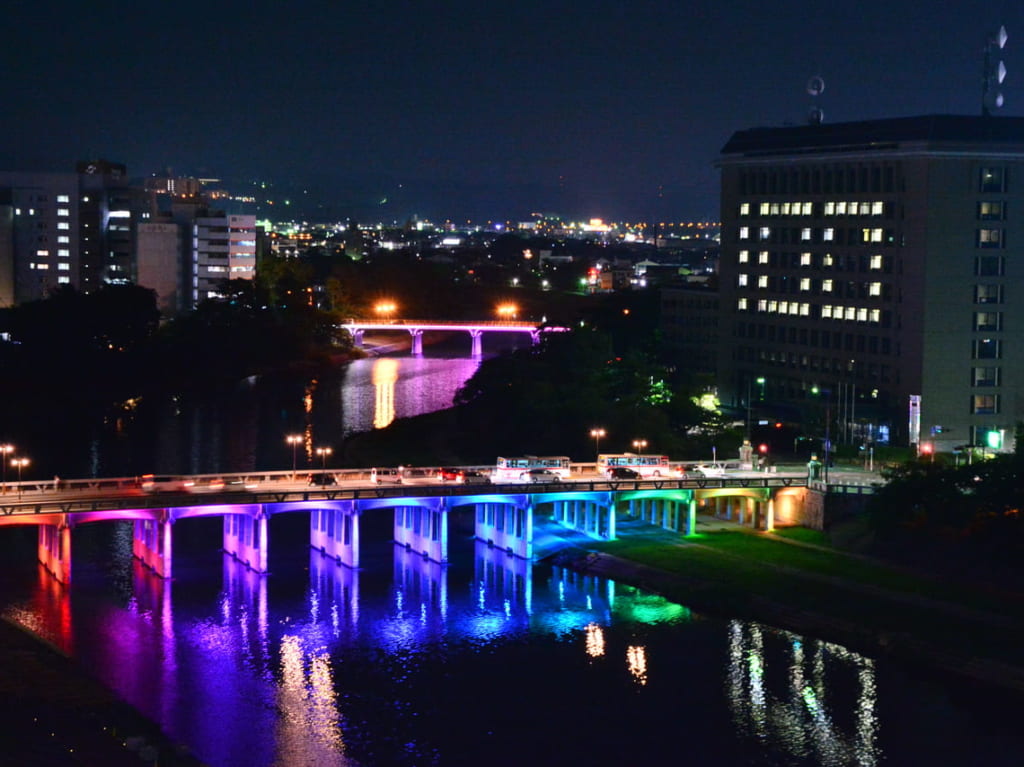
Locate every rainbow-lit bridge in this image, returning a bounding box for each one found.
[339,318,568,355]
[0,471,813,585]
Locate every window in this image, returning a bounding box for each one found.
[975,284,1002,304]
[977,228,1003,248]
[975,312,1001,331]
[862,227,883,242]
[57,222,69,230]
[871,201,884,215]
[799,277,811,291]
[845,307,856,320]
[758,250,769,265]
[780,202,791,215]
[738,249,749,263]
[758,226,770,240]
[980,167,1006,192]
[856,307,868,322]
[976,256,1004,276]
[836,201,847,215]
[800,252,812,266]
[824,253,834,267]
[869,254,883,270]
[757,299,767,312]
[739,227,750,240]
[869,281,882,296]
[978,201,1005,220]
[57,275,70,284]
[822,279,833,292]
[800,227,812,241]
[57,195,69,203]
[849,202,860,215]
[972,394,999,414]
[739,203,750,216]
[973,367,1000,387]
[974,338,1001,359]
[822,304,833,318]
[823,227,836,241]
[869,309,881,323]
[757,275,768,289]
[801,202,812,215]
[57,249,69,257]
[737,274,748,287]
[35,249,49,256]
[824,201,836,216]
[58,235,69,243]
[737,298,748,310]
[759,203,770,215]
[800,303,810,316]
[57,262,69,271]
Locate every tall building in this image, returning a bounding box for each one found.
[191,212,257,307]
[717,115,1024,453]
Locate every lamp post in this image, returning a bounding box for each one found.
[812,386,832,483]
[590,428,606,459]
[286,434,302,479]
[496,303,518,321]
[374,301,397,322]
[0,444,13,493]
[315,447,333,470]
[632,439,648,454]
[11,457,29,497]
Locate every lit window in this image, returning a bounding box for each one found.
[975,312,1001,331]
[845,307,856,320]
[972,394,999,414]
[759,203,770,215]
[800,227,811,241]
[58,235,69,243]
[871,201,884,215]
[769,203,780,215]
[758,226,770,240]
[800,303,810,316]
[737,274,748,287]
[57,276,70,284]
[35,249,49,256]
[857,307,868,321]
[823,228,834,241]
[739,203,750,216]
[58,262,69,271]
[801,202,812,215]
[757,300,767,312]
[822,305,833,318]
[836,201,847,215]
[758,251,769,265]
[768,300,778,312]
[757,275,768,289]
[738,250,750,264]
[800,252,812,266]
[869,254,883,270]
[789,303,799,315]
[739,227,750,240]
[975,284,1002,304]
[850,202,860,215]
[973,367,1000,387]
[869,282,882,296]
[737,297,748,310]
[822,279,833,292]
[780,202,791,216]
[57,208,69,217]
[977,228,1003,247]
[779,301,789,313]
[870,309,881,323]
[978,201,1004,220]
[862,228,882,242]
[57,222,69,230]
[824,201,835,216]
[57,195,69,203]
[974,338,1001,359]
[799,278,811,291]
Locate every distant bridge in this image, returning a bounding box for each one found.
[339,318,568,355]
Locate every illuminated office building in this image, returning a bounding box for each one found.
[717,115,1024,451]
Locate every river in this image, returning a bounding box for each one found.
[1,343,1024,765]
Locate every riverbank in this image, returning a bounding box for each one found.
[0,616,205,766]
[553,515,1024,695]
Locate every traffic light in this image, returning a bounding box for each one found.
[758,443,769,454]
[919,442,933,455]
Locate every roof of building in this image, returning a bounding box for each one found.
[720,114,1024,158]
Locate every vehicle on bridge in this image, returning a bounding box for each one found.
[606,466,641,480]
[307,472,337,487]
[522,468,560,483]
[693,462,728,478]
[371,467,404,484]
[140,474,189,493]
[597,453,679,478]
[437,467,491,484]
[494,456,571,482]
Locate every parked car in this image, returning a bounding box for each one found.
[307,472,337,487]
[371,467,404,484]
[607,467,641,480]
[522,468,559,483]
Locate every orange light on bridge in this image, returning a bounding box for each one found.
[374,301,397,320]
[496,303,518,320]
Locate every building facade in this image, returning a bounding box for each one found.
[717,115,1024,453]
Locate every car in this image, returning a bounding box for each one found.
[184,477,226,493]
[307,472,337,487]
[437,467,462,481]
[522,468,559,483]
[140,474,188,493]
[607,467,641,480]
[694,463,727,478]
[459,470,491,485]
[371,467,403,484]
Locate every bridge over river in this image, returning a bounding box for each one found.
[339,318,568,355]
[0,468,818,584]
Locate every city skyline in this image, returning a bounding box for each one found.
[3,1,1022,222]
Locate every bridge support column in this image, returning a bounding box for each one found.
[686,499,697,536]
[395,503,448,564]
[766,498,775,532]
[351,328,364,348]
[38,522,72,584]
[476,501,533,559]
[409,329,423,355]
[133,517,173,579]
[311,503,360,568]
[223,510,269,573]
[469,329,483,357]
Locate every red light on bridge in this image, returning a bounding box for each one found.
[758,444,768,454]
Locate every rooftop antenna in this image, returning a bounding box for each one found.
[806,75,825,125]
[982,25,1008,116]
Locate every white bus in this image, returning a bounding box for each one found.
[493,456,572,482]
[597,453,679,478]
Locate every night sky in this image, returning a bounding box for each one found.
[2,1,1022,223]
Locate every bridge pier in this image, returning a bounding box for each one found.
[223,510,269,573]
[394,502,448,563]
[133,517,173,578]
[409,329,423,355]
[350,328,365,347]
[311,503,361,568]
[469,329,483,357]
[551,494,615,540]
[38,521,72,584]
[476,500,533,559]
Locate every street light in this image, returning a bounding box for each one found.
[0,444,13,493]
[315,447,333,470]
[496,303,518,321]
[590,428,606,458]
[632,439,648,454]
[286,434,302,478]
[811,386,832,483]
[11,457,29,497]
[374,301,397,321]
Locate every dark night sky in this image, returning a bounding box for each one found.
[2,0,1021,222]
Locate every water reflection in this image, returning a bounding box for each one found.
[727,619,879,766]
[371,359,399,429]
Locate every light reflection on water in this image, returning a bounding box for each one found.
[1,518,1023,766]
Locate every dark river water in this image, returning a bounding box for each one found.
[2,341,1024,765]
